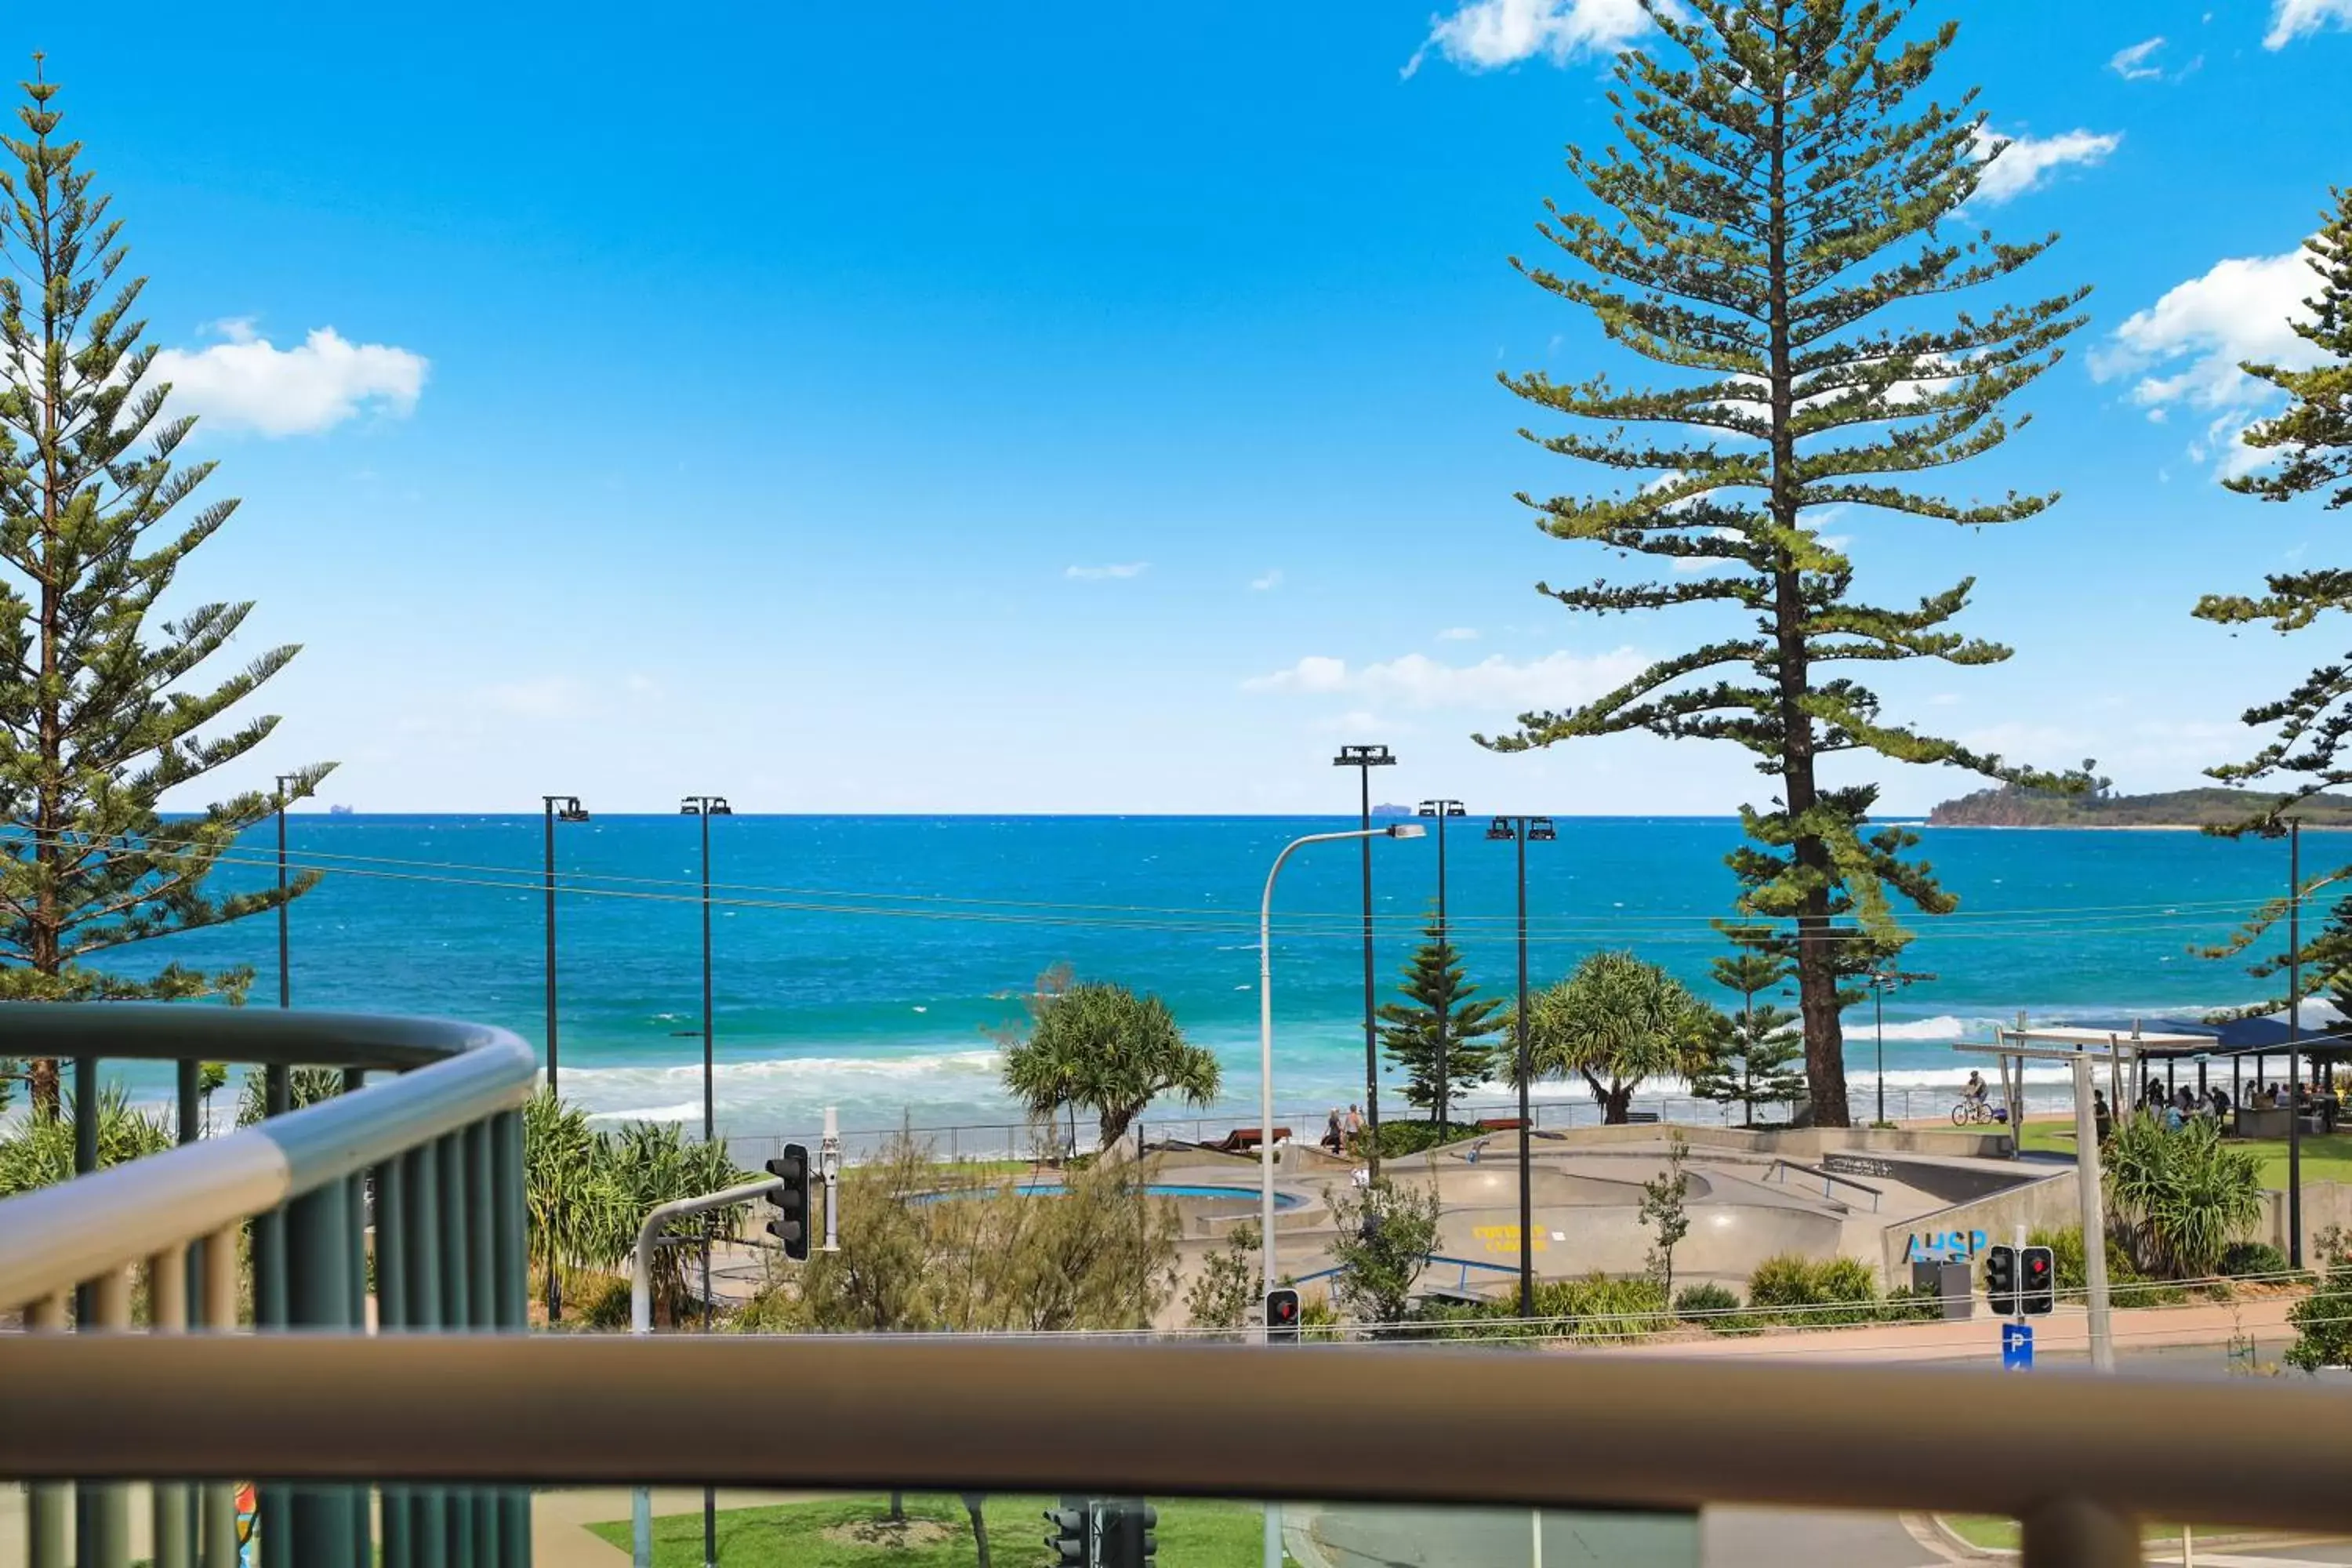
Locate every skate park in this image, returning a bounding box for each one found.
[1144,1121,2056,1308]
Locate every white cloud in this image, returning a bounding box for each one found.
[474,677,585,720]
[2267,0,2352,48]
[1969,128,2122,205]
[1244,647,1648,710]
[151,321,427,437]
[1436,627,1480,641]
[2093,249,2323,476]
[1403,0,1650,78]
[2110,36,2167,78]
[1250,570,1284,591]
[1065,562,1149,580]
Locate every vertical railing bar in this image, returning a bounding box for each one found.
[466,1120,496,1568]
[151,1245,192,1568]
[198,1221,241,1568]
[438,1132,474,1568]
[288,1163,358,1566]
[344,1068,374,1568]
[81,1266,133,1568]
[27,1290,68,1568]
[491,1109,531,1568]
[404,1143,448,1568]
[378,1149,412,1568]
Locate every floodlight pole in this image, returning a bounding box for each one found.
[1334,745,1397,1176]
[1419,800,1465,1134]
[1490,815,1555,1319]
[2070,1049,2115,1373]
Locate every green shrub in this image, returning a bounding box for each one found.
[2286,1233,2352,1373]
[1746,1252,1882,1327]
[2027,1223,2190,1305]
[1879,1283,1942,1323]
[2220,1241,2291,1279]
[2103,1112,2263,1279]
[1673,1282,1740,1319]
[1414,1273,1669,1343]
[0,1086,174,1196]
[1365,1120,1477,1158]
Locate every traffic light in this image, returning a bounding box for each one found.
[1102,1499,1157,1568]
[1984,1243,2017,1316]
[1265,1287,1300,1344]
[765,1142,811,1261]
[1044,1497,1091,1568]
[2021,1244,2056,1316]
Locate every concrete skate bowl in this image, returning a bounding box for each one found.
[1408,1164,1848,1287]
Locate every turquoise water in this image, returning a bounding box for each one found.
[76,814,2299,1136]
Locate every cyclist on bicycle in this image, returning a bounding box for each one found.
[1962,1070,1988,1107]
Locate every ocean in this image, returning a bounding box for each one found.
[56,814,2301,1143]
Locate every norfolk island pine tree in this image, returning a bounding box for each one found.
[1474,0,2088,1126]
[0,64,332,1116]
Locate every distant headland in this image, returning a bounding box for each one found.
[1926,784,2352,829]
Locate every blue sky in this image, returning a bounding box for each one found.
[22,0,2352,815]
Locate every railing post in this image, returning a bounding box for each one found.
[438,1131,477,1568]
[405,1142,449,1568]
[199,1224,241,1568]
[289,1165,359,1565]
[465,1120,497,1568]
[151,1245,193,1568]
[379,1150,412,1568]
[78,1266,134,1568]
[492,1109,532,1568]
[27,1291,68,1568]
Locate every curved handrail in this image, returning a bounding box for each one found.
[4,1337,2352,1537]
[0,1014,535,1309]
[0,1000,521,1071]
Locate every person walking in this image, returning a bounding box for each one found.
[1323,1108,1344,1153]
[2092,1088,2111,1145]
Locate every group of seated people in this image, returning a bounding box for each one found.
[2140,1076,2343,1133]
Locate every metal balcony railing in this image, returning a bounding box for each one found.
[0,1003,537,1568]
[5,1337,2352,1568]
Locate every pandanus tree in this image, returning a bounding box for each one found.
[1002,977,1220,1150]
[1516,951,1715,1124]
[1476,0,2087,1125]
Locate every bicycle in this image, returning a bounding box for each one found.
[1951,1098,1994,1126]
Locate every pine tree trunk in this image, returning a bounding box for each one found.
[29,1057,60,1121]
[1763,50,1850,1130]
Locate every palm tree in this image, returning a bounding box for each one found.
[1515,952,1714,1124]
[1001,978,1220,1150]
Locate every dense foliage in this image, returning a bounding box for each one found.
[1479,0,2086,1126]
[752,1132,1179,1334]
[1691,951,1806,1123]
[0,1083,171,1196]
[2102,1112,2264,1280]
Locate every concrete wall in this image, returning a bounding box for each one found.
[1875,1171,2080,1283]
[1537,1123,2014,1162]
[1874,1177,2352,1283]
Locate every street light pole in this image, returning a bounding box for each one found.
[1874,971,1888,1127]
[680,792,731,1568]
[1487,815,1555,1319]
[1259,820,1421,1568]
[539,795,589,1324]
[1417,800,1465,1135]
[1335,745,1396,1175]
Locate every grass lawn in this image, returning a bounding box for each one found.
[588,1492,1266,1567]
[2015,1121,2352,1188]
[1940,1515,2241,1551]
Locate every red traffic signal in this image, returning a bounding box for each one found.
[1265,1287,1300,1344]
[2021,1244,2056,1316]
[765,1143,811,1262]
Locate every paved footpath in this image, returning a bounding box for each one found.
[1598,1296,2299,1367]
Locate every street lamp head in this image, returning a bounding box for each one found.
[557,797,590,823]
[680,797,701,815]
[1418,800,1465,818]
[1333,744,1396,768]
[1528,817,1558,842]
[1485,816,1515,841]
[1385,823,1426,840]
[710,797,733,815]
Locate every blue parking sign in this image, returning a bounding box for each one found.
[2002,1322,2034,1370]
